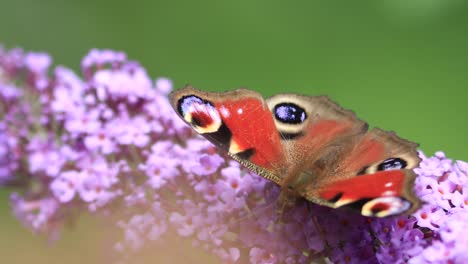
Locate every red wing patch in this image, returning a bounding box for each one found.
[308,120,350,140]
[318,170,415,217]
[296,120,354,155]
[340,136,386,175]
[215,98,286,170]
[319,170,406,204]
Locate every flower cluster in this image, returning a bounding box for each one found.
[1,45,468,263]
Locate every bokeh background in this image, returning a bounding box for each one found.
[1,0,468,263]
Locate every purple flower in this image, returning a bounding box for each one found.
[114,117,151,147]
[142,157,179,189]
[84,129,116,154]
[213,247,240,263]
[249,247,278,264]
[0,83,22,99]
[93,67,154,103]
[155,77,173,94]
[27,138,67,177]
[64,107,101,135]
[415,151,452,177]
[10,193,60,233]
[0,129,19,183]
[50,170,83,203]
[81,49,126,78]
[194,180,225,202]
[190,153,225,176]
[24,52,51,74]
[169,212,196,237]
[221,166,249,193]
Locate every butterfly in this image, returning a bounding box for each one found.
[169,86,421,217]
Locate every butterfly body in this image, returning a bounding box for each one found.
[170,86,421,217]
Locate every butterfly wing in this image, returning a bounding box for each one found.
[169,86,288,184]
[264,93,369,188]
[264,94,421,217]
[312,128,421,217]
[316,169,420,217]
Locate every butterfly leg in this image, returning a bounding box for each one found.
[275,188,300,219]
[307,203,332,255]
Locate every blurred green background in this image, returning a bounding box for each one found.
[1,0,468,263]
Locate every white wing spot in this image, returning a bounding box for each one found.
[220,106,230,118]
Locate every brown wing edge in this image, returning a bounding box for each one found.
[400,169,423,215]
[228,152,282,185]
[266,93,365,122]
[365,128,421,171]
[364,129,422,214]
[169,85,266,111]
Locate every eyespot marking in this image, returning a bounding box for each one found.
[191,107,217,128]
[177,95,204,116]
[204,122,232,150]
[357,166,369,175]
[177,95,221,134]
[361,197,411,217]
[274,103,307,124]
[377,158,407,171]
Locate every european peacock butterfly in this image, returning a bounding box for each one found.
[169,86,421,217]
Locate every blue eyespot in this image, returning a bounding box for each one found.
[178,95,205,116]
[377,158,407,171]
[274,103,307,124]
